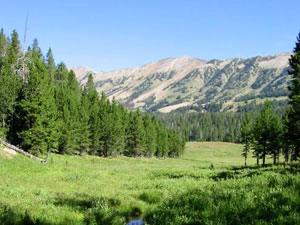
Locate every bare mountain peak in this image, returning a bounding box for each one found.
[70,66,92,73]
[73,53,291,112]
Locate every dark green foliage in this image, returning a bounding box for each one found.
[252,101,282,166]
[156,111,246,143]
[146,171,300,225]
[125,110,146,156]
[0,204,52,225]
[237,99,287,114]
[82,74,101,155]
[287,32,300,160]
[0,29,22,136]
[9,40,58,155]
[240,114,253,166]
[0,29,184,159]
[155,121,169,157]
[282,112,292,163]
[143,114,157,157]
[46,48,55,81]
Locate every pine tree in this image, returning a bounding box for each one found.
[0,29,7,137]
[252,101,274,166]
[287,32,300,161]
[46,48,55,81]
[58,70,86,154]
[143,114,157,157]
[98,92,111,156]
[156,121,169,158]
[83,74,100,155]
[0,30,22,137]
[282,111,292,164]
[125,110,146,157]
[78,92,91,155]
[240,114,253,167]
[54,62,69,84]
[0,28,7,67]
[1,28,185,159]
[106,99,125,156]
[8,30,21,65]
[13,41,58,155]
[269,115,282,164]
[168,129,184,157]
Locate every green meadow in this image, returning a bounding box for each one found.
[0,142,299,225]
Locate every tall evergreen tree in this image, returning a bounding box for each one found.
[156,121,169,158]
[168,129,184,157]
[98,92,111,156]
[282,111,292,164]
[7,30,21,65]
[83,74,100,155]
[125,110,146,157]
[269,115,282,164]
[252,101,274,166]
[78,92,91,155]
[143,114,157,157]
[106,99,126,156]
[287,32,300,161]
[0,28,185,159]
[58,70,88,154]
[12,41,58,155]
[46,48,56,81]
[0,30,22,137]
[240,114,253,167]
[0,28,7,67]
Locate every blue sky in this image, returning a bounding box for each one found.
[1,0,299,71]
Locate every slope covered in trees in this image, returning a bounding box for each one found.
[155,99,286,143]
[0,29,185,158]
[158,32,300,167]
[237,32,300,165]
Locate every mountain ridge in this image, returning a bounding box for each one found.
[72,53,291,112]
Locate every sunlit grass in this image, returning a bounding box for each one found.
[0,142,298,224]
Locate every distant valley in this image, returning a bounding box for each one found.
[73,53,291,112]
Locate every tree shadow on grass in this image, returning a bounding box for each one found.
[0,204,52,225]
[53,193,121,212]
[211,163,300,181]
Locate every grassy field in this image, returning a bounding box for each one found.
[0,142,299,224]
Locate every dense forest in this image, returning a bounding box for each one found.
[0,29,185,158]
[156,100,287,143]
[1,28,300,165]
[239,33,300,166]
[157,111,247,143]
[157,32,300,165]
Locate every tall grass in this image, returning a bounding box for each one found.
[0,142,299,224]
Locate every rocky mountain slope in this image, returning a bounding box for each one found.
[72,53,291,112]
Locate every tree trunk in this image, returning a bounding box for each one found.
[262,144,266,166]
[2,113,5,129]
[103,143,108,157]
[285,151,289,164]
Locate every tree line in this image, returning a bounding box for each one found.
[240,33,300,166]
[155,100,286,144]
[0,29,185,158]
[155,111,247,143]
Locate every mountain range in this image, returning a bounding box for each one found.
[72,53,291,112]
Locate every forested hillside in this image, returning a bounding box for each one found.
[73,53,291,113]
[156,99,287,143]
[0,29,184,158]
